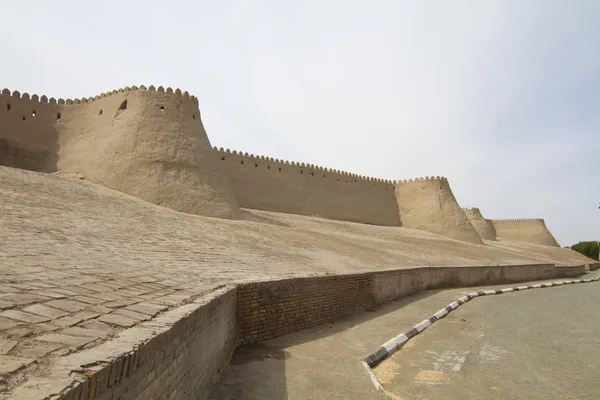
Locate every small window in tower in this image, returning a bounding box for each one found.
[118,100,127,110]
[6,103,11,111]
[56,112,61,120]
[32,111,36,117]
[99,109,103,115]
[160,106,165,111]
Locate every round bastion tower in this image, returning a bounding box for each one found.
[55,86,241,219]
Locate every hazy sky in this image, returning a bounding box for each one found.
[2,1,599,246]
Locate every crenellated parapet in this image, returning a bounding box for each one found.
[395,176,448,184]
[1,85,200,108]
[492,218,545,223]
[213,147,398,187]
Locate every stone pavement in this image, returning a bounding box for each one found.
[0,166,593,395]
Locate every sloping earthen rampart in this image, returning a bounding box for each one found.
[491,218,560,247]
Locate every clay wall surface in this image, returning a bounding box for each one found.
[492,219,560,247]
[236,263,583,345]
[463,207,497,241]
[394,177,483,244]
[0,86,241,219]
[21,287,238,400]
[0,89,61,171]
[215,148,401,226]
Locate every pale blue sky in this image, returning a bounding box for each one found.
[1,1,598,246]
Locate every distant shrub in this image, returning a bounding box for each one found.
[570,241,599,260]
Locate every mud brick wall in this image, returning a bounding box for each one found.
[236,274,377,345]
[236,264,585,345]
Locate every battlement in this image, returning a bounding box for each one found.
[213,147,397,186]
[1,85,199,106]
[396,176,448,184]
[492,218,545,223]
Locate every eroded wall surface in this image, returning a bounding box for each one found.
[492,219,560,247]
[0,87,241,219]
[394,177,483,244]
[0,90,60,171]
[215,148,401,226]
[463,207,497,241]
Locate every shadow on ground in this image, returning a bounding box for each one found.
[209,289,443,400]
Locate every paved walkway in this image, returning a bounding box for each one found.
[210,273,599,399]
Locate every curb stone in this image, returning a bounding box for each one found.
[362,275,600,397]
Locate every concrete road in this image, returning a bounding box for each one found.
[376,281,600,400]
[210,287,478,400]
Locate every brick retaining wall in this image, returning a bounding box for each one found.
[236,264,585,345]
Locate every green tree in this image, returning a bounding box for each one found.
[570,241,599,260]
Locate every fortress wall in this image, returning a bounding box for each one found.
[0,86,241,219]
[236,263,584,345]
[462,207,497,241]
[394,177,484,244]
[492,218,560,247]
[215,148,401,226]
[0,89,61,171]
